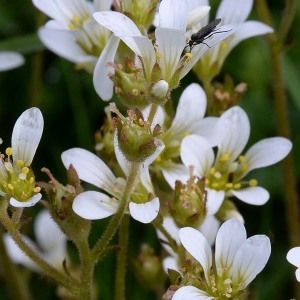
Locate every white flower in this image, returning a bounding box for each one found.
[157,216,220,273]
[33,0,112,72]
[164,106,292,206]
[93,0,235,100]
[0,51,25,71]
[287,247,300,282]
[61,134,164,223]
[0,108,44,207]
[156,83,219,179]
[193,0,274,81]
[172,218,271,299]
[4,210,67,272]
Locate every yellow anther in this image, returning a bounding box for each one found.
[21,167,29,174]
[233,183,241,189]
[73,15,82,24]
[241,163,248,172]
[238,155,246,162]
[210,167,216,175]
[249,179,258,186]
[212,182,219,188]
[225,183,233,188]
[205,178,209,185]
[8,183,14,190]
[29,177,34,183]
[5,147,13,156]
[34,187,41,193]
[17,160,24,167]
[219,153,230,162]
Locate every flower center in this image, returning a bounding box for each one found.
[0,147,41,201]
[206,153,257,192]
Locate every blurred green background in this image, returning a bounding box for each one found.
[1,0,300,299]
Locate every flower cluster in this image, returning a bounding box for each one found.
[1,0,298,299]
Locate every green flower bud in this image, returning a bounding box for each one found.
[132,244,167,289]
[171,175,207,228]
[116,108,163,162]
[119,0,159,28]
[110,57,149,108]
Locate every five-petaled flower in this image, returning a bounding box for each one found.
[0,108,44,207]
[61,133,164,223]
[92,0,235,101]
[172,218,271,299]
[163,106,292,206]
[33,0,113,72]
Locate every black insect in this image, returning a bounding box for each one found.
[185,18,230,52]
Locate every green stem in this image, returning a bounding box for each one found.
[114,215,130,300]
[0,226,32,300]
[0,200,79,296]
[147,104,159,125]
[255,0,300,298]
[202,78,214,116]
[77,240,94,300]
[91,162,141,261]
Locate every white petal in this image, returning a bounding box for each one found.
[181,135,214,176]
[61,148,117,195]
[38,26,96,65]
[295,269,300,282]
[215,106,250,163]
[179,227,212,282]
[187,6,211,30]
[205,188,225,216]
[172,285,213,300]
[228,21,273,50]
[93,35,119,101]
[216,0,253,23]
[168,83,207,138]
[215,219,246,272]
[12,108,43,165]
[93,11,141,37]
[162,162,189,189]
[287,247,300,268]
[158,0,189,30]
[9,193,42,208]
[195,117,219,146]
[232,235,271,287]
[34,210,66,254]
[231,186,269,205]
[198,216,220,246]
[3,234,41,272]
[163,256,178,273]
[244,137,292,174]
[155,27,186,82]
[0,52,24,71]
[94,0,113,11]
[72,191,118,220]
[129,197,159,224]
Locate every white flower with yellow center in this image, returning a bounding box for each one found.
[61,134,164,223]
[193,0,274,81]
[33,0,112,72]
[92,0,235,101]
[0,108,43,207]
[172,218,271,299]
[164,106,292,206]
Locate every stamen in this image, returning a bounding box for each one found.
[5,147,13,156]
[219,153,230,162]
[17,160,24,167]
[249,179,257,186]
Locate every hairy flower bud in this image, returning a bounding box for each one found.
[115,108,163,162]
[110,57,149,108]
[171,175,207,227]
